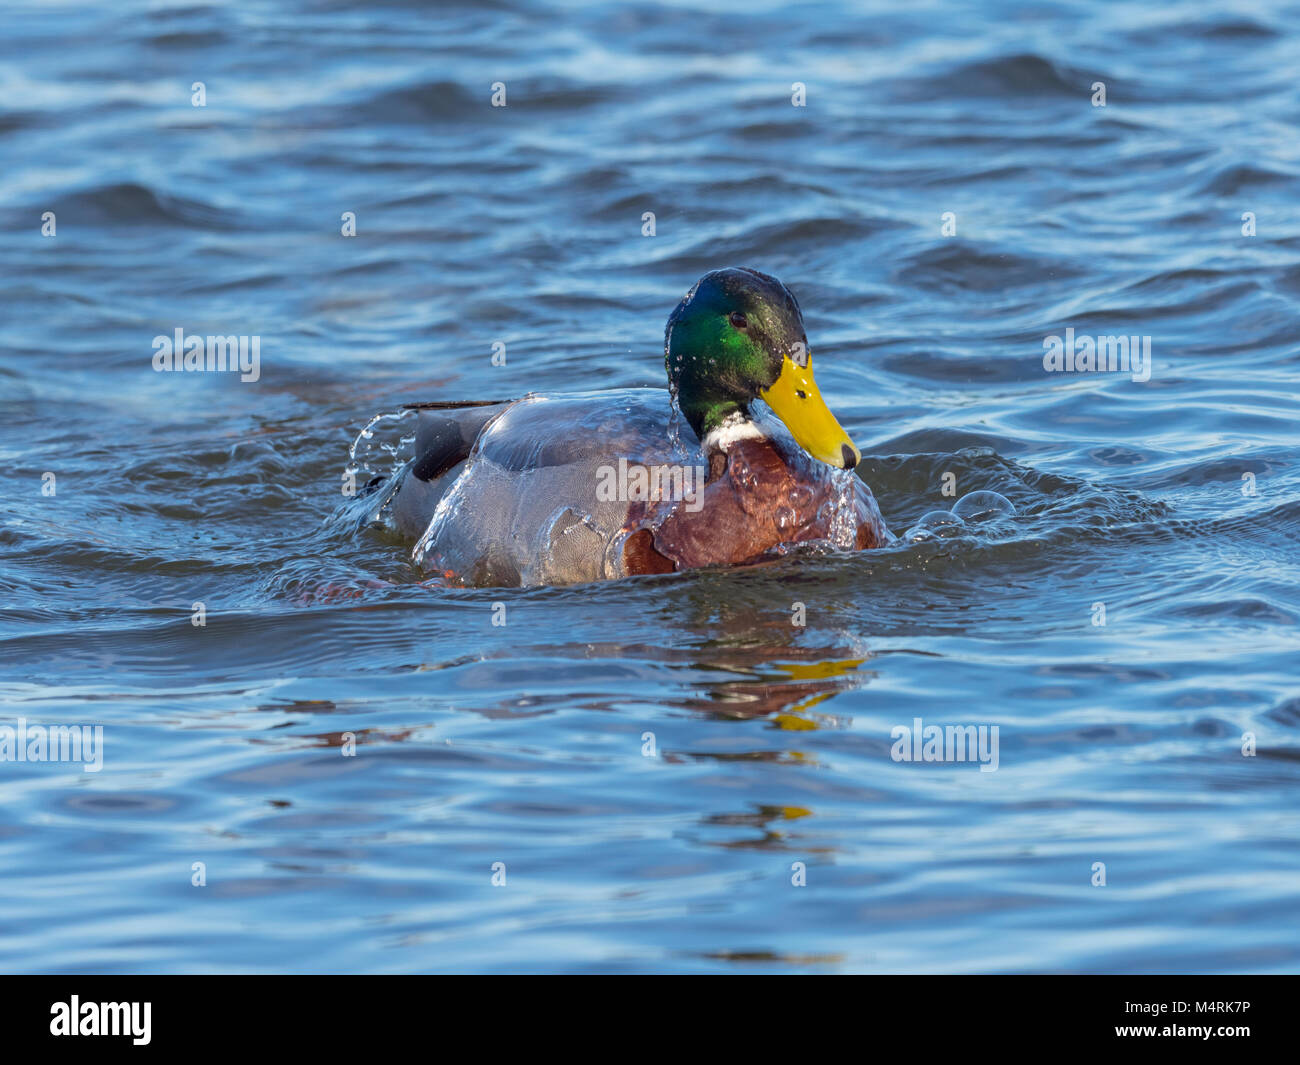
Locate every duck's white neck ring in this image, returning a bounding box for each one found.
[700,412,767,454]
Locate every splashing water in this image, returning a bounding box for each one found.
[828,467,861,548]
[343,408,417,525]
[664,365,690,461]
[347,408,416,482]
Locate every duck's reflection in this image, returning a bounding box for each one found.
[277,568,876,767]
[659,577,873,728]
[678,650,869,727]
[466,572,874,730]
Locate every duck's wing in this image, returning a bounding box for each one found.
[389,400,517,539]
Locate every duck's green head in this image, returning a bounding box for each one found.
[664,267,860,469]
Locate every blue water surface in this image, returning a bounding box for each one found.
[1,0,1298,973]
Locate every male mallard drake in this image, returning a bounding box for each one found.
[385,267,889,586]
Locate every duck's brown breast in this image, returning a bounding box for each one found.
[622,437,888,575]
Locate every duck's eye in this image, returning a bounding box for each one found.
[795,389,808,399]
[728,311,748,330]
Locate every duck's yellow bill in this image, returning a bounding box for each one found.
[760,355,860,469]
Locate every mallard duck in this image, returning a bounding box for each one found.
[385,267,889,586]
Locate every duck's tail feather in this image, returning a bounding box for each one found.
[406,400,514,482]
[402,399,515,410]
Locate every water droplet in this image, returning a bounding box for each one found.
[917,509,964,528]
[905,510,966,542]
[952,490,1015,522]
[731,455,755,489]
